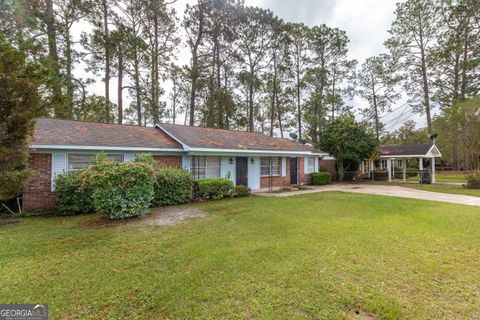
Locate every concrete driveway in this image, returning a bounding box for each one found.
[256,183,480,207]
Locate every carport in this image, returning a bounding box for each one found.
[360,144,442,183]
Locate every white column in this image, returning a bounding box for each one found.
[392,160,395,179]
[387,159,392,182]
[419,158,423,170]
[431,157,436,183]
[403,158,407,182]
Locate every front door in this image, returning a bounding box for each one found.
[236,157,248,186]
[290,157,298,184]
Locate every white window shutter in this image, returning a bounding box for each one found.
[51,153,66,191]
[304,157,308,174]
[281,157,287,176]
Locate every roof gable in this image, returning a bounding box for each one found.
[377,144,442,157]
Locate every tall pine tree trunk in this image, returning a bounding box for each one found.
[117,53,123,124]
[295,47,302,140]
[65,25,74,118]
[45,0,64,118]
[134,56,142,126]
[103,0,111,123]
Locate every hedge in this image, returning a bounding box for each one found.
[55,170,94,214]
[466,171,480,189]
[83,158,156,219]
[234,184,251,197]
[310,172,332,185]
[198,178,234,200]
[153,168,193,206]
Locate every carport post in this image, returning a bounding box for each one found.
[431,157,436,183]
[387,159,392,182]
[403,158,406,182]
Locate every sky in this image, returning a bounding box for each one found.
[76,0,423,131]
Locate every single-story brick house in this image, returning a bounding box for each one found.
[23,118,335,211]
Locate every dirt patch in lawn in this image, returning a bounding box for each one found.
[0,219,20,227]
[347,308,377,320]
[80,206,207,229]
[137,206,207,226]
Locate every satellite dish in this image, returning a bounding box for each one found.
[429,133,438,140]
[289,132,298,140]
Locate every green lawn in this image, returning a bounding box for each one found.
[1,193,480,319]
[407,171,468,183]
[399,183,480,197]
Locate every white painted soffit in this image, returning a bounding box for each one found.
[378,154,442,159]
[186,148,328,157]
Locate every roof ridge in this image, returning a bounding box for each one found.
[159,122,283,136]
[158,123,307,145]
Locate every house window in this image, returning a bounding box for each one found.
[306,157,316,173]
[67,153,124,171]
[260,157,281,176]
[190,156,220,179]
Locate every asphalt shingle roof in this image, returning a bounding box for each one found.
[158,123,325,153]
[31,118,326,154]
[31,118,181,149]
[377,144,434,156]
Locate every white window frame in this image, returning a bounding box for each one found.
[306,157,316,173]
[66,153,124,172]
[260,157,281,177]
[190,156,221,179]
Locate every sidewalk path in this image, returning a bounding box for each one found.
[255,184,480,207]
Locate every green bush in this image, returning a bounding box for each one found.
[234,184,251,197]
[55,171,94,214]
[84,159,156,219]
[153,168,193,206]
[198,178,234,200]
[466,171,480,189]
[310,172,332,185]
[0,170,32,202]
[134,153,158,168]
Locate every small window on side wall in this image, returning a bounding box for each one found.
[307,157,316,173]
[67,153,124,171]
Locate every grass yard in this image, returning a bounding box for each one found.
[399,183,480,197]
[406,171,468,183]
[1,192,480,319]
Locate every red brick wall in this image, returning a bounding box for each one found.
[23,153,57,211]
[320,159,337,180]
[153,155,182,168]
[260,157,310,188]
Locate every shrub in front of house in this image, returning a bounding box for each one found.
[153,168,193,206]
[133,153,158,168]
[466,171,480,189]
[310,172,332,185]
[198,178,234,200]
[234,184,251,197]
[55,170,94,214]
[83,158,156,219]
